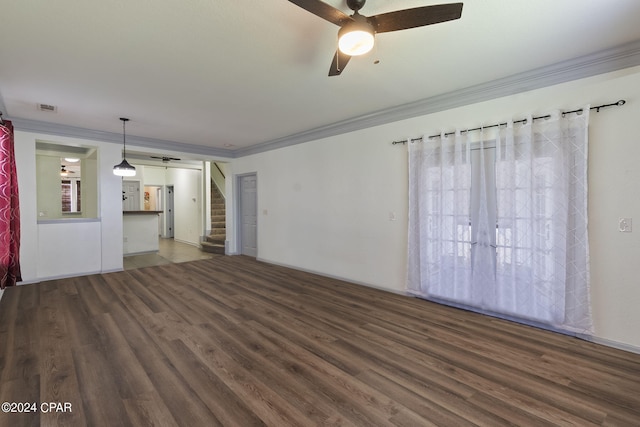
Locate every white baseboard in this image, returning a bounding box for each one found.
[587,336,640,355]
[11,268,124,287]
[254,256,407,296]
[124,250,159,257]
[250,256,640,356]
[174,238,200,248]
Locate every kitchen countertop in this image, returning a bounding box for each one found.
[123,210,163,214]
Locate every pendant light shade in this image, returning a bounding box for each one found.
[113,159,136,177]
[113,117,136,177]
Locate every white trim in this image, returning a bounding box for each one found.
[9,118,234,158]
[29,270,104,283]
[4,40,640,159]
[254,255,407,296]
[587,336,640,355]
[37,218,101,224]
[235,39,640,157]
[257,255,640,355]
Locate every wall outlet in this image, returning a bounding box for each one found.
[618,218,632,233]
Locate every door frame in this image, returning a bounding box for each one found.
[235,173,257,257]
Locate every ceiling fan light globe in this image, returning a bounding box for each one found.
[338,18,375,56]
[339,30,374,56]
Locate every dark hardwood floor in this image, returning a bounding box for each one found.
[1,256,639,426]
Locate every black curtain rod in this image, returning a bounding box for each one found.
[391,99,626,145]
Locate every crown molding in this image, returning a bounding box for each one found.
[5,39,640,159]
[9,117,234,158]
[235,38,640,157]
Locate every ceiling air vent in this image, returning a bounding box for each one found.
[38,103,57,112]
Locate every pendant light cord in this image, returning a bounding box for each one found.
[120,117,129,159]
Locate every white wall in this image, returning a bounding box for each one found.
[230,136,407,289]
[16,131,124,282]
[83,157,99,218]
[142,165,167,186]
[231,65,640,351]
[123,214,160,254]
[167,167,203,246]
[37,221,102,277]
[36,155,63,218]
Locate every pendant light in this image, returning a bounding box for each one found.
[113,117,136,177]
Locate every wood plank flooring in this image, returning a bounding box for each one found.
[1,256,639,426]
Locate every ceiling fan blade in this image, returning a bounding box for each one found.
[288,0,352,26]
[151,156,181,161]
[371,3,463,33]
[329,50,352,76]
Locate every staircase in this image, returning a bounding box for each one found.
[201,182,226,254]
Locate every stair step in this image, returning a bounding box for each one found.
[205,235,225,244]
[210,179,226,240]
[201,241,225,254]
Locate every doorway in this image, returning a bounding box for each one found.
[237,174,257,257]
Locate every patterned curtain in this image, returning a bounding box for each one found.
[0,120,21,289]
[408,109,592,334]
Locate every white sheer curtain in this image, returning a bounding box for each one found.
[407,108,592,334]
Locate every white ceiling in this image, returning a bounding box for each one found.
[2,0,640,157]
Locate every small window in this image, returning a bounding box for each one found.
[36,141,98,219]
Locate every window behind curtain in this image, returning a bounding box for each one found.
[408,110,592,334]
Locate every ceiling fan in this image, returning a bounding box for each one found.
[288,0,463,76]
[60,165,75,176]
[150,156,181,163]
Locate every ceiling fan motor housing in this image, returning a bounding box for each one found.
[347,0,366,12]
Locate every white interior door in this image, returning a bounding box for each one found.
[165,185,174,238]
[122,180,140,211]
[238,174,257,257]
